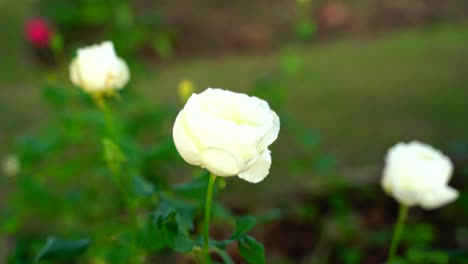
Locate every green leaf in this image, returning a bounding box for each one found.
[35,236,91,262]
[41,85,69,107]
[101,232,133,264]
[212,201,233,221]
[160,199,196,232]
[216,249,236,264]
[137,216,166,251]
[132,175,155,197]
[256,209,286,224]
[173,171,210,199]
[299,129,321,149]
[403,223,436,247]
[153,210,177,229]
[152,202,196,253]
[232,216,257,238]
[171,233,196,253]
[237,235,265,264]
[211,238,236,250]
[339,247,362,264]
[50,33,64,55]
[314,154,337,172]
[406,248,449,264]
[18,136,57,164]
[103,138,127,163]
[102,138,127,171]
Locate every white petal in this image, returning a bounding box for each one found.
[238,150,271,183]
[258,110,280,151]
[380,175,393,195]
[113,58,130,89]
[69,59,80,86]
[71,41,129,92]
[174,88,280,178]
[392,187,419,207]
[184,101,264,164]
[173,110,202,166]
[201,147,240,177]
[419,186,459,210]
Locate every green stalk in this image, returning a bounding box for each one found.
[203,173,217,264]
[97,97,139,258]
[388,204,409,262]
[98,97,115,139]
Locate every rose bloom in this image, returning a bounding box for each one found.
[25,17,52,48]
[70,41,129,93]
[173,88,280,183]
[382,141,459,209]
[2,154,20,177]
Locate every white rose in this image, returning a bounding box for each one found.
[173,88,280,183]
[2,154,20,177]
[70,41,129,93]
[382,141,459,209]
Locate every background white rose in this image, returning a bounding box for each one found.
[2,154,20,177]
[173,88,280,183]
[70,41,130,93]
[382,141,458,209]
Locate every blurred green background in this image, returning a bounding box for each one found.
[1,0,468,263]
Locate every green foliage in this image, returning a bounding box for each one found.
[173,171,210,199]
[153,209,195,253]
[216,249,236,264]
[41,84,69,107]
[3,20,468,264]
[337,246,363,264]
[132,175,156,198]
[403,223,436,248]
[232,216,257,238]
[34,0,175,57]
[404,248,449,264]
[102,138,128,171]
[237,235,266,264]
[296,20,317,40]
[209,215,265,263]
[281,51,304,76]
[5,84,185,262]
[35,236,91,262]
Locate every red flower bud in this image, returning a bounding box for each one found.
[25,17,53,48]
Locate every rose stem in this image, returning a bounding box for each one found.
[203,172,217,264]
[388,204,409,262]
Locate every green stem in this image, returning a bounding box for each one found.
[97,97,139,258]
[98,98,115,139]
[388,204,409,262]
[192,248,205,264]
[203,173,217,264]
[215,248,235,264]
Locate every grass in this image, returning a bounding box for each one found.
[140,24,468,166]
[1,24,468,174]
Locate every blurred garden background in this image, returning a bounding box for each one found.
[1,0,468,263]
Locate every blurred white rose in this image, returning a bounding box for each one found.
[70,41,129,93]
[2,154,20,177]
[382,141,458,209]
[173,88,280,183]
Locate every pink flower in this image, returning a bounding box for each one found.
[25,17,52,48]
